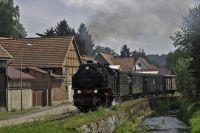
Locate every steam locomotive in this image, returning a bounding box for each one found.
[72,61,176,112]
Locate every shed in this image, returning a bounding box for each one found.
[7,66,34,111]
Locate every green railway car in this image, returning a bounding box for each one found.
[131,73,143,96]
[118,71,130,97]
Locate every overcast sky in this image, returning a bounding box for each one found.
[15,0,199,54]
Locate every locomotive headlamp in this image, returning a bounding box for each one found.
[86,66,90,70]
[77,90,81,94]
[94,89,98,94]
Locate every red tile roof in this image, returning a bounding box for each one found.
[7,66,34,80]
[0,37,79,68]
[100,53,114,65]
[138,57,158,70]
[111,58,135,71]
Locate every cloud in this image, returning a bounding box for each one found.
[87,0,194,54]
[15,0,198,54]
[15,0,92,37]
[60,0,106,9]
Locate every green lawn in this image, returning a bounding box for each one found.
[0,99,145,133]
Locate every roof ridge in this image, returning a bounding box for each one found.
[0,37,76,67]
[0,36,74,40]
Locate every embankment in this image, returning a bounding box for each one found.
[79,96,180,133]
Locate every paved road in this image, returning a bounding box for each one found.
[0,105,77,128]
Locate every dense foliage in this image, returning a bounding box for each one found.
[0,0,27,38]
[93,45,118,56]
[120,45,148,61]
[131,49,146,60]
[36,21,94,55]
[76,23,94,55]
[147,54,167,68]
[168,5,200,99]
[36,19,75,37]
[120,45,131,57]
[179,100,200,133]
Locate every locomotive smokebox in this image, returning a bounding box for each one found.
[73,63,101,89]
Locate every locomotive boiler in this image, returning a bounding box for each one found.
[72,61,119,112]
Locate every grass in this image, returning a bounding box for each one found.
[179,100,200,133]
[0,99,145,133]
[115,120,136,133]
[0,97,181,133]
[0,121,80,133]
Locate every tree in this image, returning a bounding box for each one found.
[36,21,94,56]
[120,45,130,57]
[93,45,118,56]
[76,23,94,55]
[166,51,183,74]
[36,19,75,37]
[131,49,146,61]
[171,5,200,99]
[0,0,27,38]
[190,37,200,98]
[173,58,195,98]
[55,19,75,36]
[36,27,56,37]
[171,5,200,57]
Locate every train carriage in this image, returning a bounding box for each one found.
[131,73,143,97]
[118,71,130,98]
[72,61,177,112]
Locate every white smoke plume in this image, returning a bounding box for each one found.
[61,0,197,54]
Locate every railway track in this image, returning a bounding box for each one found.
[42,109,80,124]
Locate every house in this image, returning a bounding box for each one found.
[0,45,35,111]
[135,57,159,74]
[95,53,135,71]
[95,53,114,65]
[24,67,65,106]
[7,66,34,111]
[111,58,135,71]
[0,37,81,104]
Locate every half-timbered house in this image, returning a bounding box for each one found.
[0,37,81,104]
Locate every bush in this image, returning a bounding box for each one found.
[179,100,200,133]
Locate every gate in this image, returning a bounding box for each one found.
[32,91,47,107]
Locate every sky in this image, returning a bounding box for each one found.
[15,0,199,54]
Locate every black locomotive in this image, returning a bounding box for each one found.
[72,61,119,112]
[72,61,176,112]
